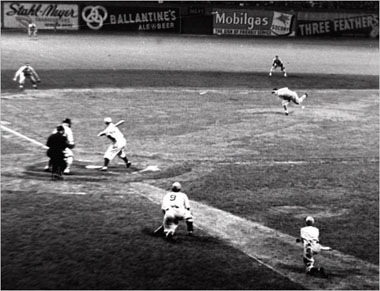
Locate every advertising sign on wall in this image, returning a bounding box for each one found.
[297,12,379,37]
[3,2,79,30]
[81,5,180,32]
[212,8,296,36]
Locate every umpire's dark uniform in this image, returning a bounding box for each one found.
[46,125,68,180]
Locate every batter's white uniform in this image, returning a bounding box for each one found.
[272,87,308,115]
[99,123,127,161]
[161,190,193,236]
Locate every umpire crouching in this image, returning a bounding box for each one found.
[46,125,68,180]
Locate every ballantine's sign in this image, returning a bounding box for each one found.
[109,10,177,24]
[81,6,180,32]
[3,2,79,30]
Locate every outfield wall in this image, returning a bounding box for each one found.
[297,11,379,37]
[1,1,378,38]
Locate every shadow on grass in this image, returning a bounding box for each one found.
[1,70,379,92]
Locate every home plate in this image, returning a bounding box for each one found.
[139,165,161,173]
[85,165,103,169]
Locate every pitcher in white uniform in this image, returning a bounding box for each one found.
[272,87,308,115]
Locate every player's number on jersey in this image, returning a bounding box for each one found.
[170,194,176,201]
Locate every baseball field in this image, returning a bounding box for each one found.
[1,31,379,290]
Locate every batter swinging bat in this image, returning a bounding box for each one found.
[97,120,125,137]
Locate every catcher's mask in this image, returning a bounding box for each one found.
[56,125,65,133]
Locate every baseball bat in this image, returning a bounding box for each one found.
[97,120,124,136]
[115,120,125,127]
[153,225,164,235]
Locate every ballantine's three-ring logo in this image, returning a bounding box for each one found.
[82,6,108,30]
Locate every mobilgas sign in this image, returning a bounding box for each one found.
[3,2,79,30]
[213,8,295,36]
[81,5,180,32]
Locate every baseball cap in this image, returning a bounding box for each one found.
[172,182,181,191]
[104,117,112,123]
[305,216,315,224]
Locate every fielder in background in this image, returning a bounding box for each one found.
[46,125,68,180]
[296,216,332,278]
[160,182,194,241]
[44,118,75,174]
[13,63,41,90]
[97,117,131,171]
[272,87,308,115]
[28,22,38,39]
[269,55,287,77]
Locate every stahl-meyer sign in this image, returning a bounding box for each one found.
[213,8,296,36]
[3,2,79,30]
[81,5,180,32]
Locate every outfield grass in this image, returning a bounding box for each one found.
[1,33,379,289]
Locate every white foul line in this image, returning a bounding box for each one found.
[1,124,48,149]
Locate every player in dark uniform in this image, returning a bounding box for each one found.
[46,126,69,180]
[269,55,287,77]
[13,63,41,89]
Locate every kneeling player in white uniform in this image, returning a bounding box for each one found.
[272,87,308,115]
[159,182,194,241]
[97,117,131,171]
[296,216,332,278]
